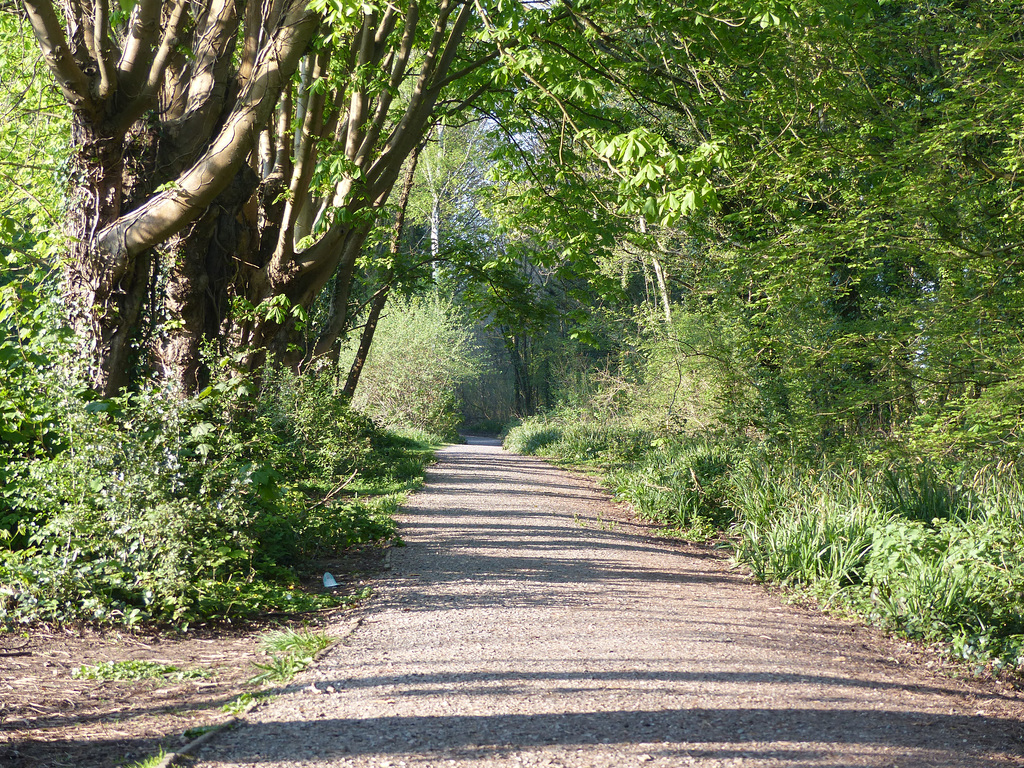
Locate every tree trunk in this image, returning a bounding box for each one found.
[64,115,158,395]
[342,283,391,398]
[24,0,318,394]
[508,332,535,416]
[342,142,422,395]
[652,256,672,324]
[158,166,260,393]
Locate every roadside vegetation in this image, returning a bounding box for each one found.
[0,336,439,628]
[507,411,1024,676]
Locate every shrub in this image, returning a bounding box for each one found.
[503,420,563,455]
[349,294,482,439]
[0,365,432,628]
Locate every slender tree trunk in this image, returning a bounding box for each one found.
[638,218,672,324]
[430,198,441,262]
[652,256,672,324]
[342,283,391,398]
[508,332,535,416]
[342,143,422,395]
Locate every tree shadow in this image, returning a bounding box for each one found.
[194,706,1024,765]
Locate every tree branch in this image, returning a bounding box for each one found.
[93,0,119,100]
[97,0,319,265]
[115,0,189,132]
[170,0,240,159]
[117,0,162,96]
[275,46,330,264]
[21,0,95,112]
[353,1,418,167]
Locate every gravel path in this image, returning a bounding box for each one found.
[194,438,1024,767]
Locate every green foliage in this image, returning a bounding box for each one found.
[0,281,64,465]
[348,294,482,439]
[0,13,69,240]
[731,460,1024,673]
[71,660,211,682]
[0,362,436,629]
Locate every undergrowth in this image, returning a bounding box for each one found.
[0,364,440,630]
[71,660,211,682]
[506,414,1024,676]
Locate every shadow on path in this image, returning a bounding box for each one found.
[201,707,1023,765]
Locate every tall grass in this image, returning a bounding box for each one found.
[505,415,1024,674]
[731,461,1024,671]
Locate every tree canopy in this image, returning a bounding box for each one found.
[3,0,1022,447]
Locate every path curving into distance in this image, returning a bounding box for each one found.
[195,437,1024,767]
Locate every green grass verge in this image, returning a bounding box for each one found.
[505,415,1024,676]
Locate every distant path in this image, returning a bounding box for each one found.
[195,438,1024,767]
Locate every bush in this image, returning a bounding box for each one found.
[503,420,563,455]
[348,294,482,439]
[0,365,434,628]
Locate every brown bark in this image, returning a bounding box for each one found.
[341,282,391,399]
[158,166,260,393]
[63,112,139,393]
[508,332,536,417]
[24,0,317,395]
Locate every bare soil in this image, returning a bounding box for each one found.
[184,438,1024,768]
[0,551,384,767]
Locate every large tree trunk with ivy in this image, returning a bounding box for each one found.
[22,0,318,395]
[63,112,160,392]
[25,0,493,393]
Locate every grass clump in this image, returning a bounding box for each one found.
[248,628,333,685]
[124,748,167,768]
[221,690,270,715]
[503,420,564,455]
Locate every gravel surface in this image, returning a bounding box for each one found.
[193,438,1024,767]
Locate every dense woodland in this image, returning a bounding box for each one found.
[1,0,1022,673]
